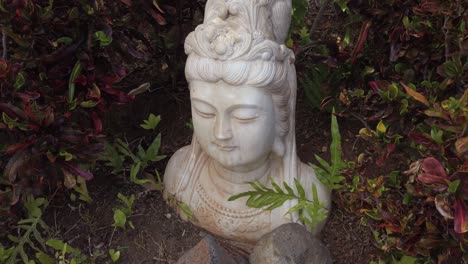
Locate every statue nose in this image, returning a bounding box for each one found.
[214,115,233,140]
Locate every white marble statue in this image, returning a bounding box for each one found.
[163,0,331,244]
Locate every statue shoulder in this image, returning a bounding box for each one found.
[163,145,192,197]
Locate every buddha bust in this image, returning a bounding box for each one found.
[163,0,331,244]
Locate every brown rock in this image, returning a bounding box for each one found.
[250,223,332,264]
[176,235,245,264]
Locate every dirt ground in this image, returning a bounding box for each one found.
[40,83,384,263]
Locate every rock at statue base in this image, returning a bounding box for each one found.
[249,223,332,264]
[176,235,248,264]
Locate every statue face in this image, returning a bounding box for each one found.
[190,80,276,172]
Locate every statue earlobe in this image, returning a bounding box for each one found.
[273,136,285,157]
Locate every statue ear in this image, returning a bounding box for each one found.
[273,136,285,157]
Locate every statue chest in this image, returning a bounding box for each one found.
[188,180,272,243]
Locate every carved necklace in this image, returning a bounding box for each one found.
[194,160,272,219]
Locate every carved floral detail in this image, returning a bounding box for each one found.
[184,0,293,62]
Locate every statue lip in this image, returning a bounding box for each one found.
[215,144,237,151]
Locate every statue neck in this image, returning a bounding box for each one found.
[210,157,271,185]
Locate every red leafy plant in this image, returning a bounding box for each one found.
[308,0,467,261]
[0,0,141,216]
[413,157,467,234]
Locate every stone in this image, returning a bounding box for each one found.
[176,235,248,264]
[249,223,332,264]
[163,0,331,244]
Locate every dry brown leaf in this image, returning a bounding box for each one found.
[401,82,430,107]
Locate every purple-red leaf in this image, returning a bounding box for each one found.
[417,173,449,190]
[61,162,93,180]
[408,132,439,150]
[454,199,467,233]
[119,0,132,6]
[92,112,102,134]
[0,59,9,78]
[16,92,41,102]
[351,21,372,64]
[5,138,36,155]
[4,150,29,183]
[148,10,167,25]
[422,157,446,178]
[0,103,26,120]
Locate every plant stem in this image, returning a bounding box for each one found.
[2,28,7,59]
[309,0,332,40]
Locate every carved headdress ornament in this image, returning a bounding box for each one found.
[185,0,293,62]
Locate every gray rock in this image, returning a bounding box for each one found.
[176,235,247,264]
[250,223,332,264]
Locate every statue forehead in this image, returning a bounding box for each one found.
[190,80,270,101]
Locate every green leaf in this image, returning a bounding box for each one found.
[285,201,306,215]
[144,134,163,162]
[229,179,328,231]
[94,31,112,47]
[45,239,65,251]
[361,66,375,77]
[115,139,139,162]
[294,178,306,199]
[314,155,332,174]
[117,193,135,215]
[80,100,99,108]
[35,252,54,264]
[178,202,194,219]
[68,61,82,102]
[400,99,409,115]
[113,209,127,228]
[74,177,92,203]
[330,109,346,171]
[140,114,161,130]
[270,179,284,194]
[109,249,121,263]
[103,142,124,173]
[402,16,411,29]
[443,61,460,78]
[59,150,73,161]
[2,112,18,129]
[283,182,295,196]
[312,109,346,189]
[46,239,81,256]
[335,0,349,12]
[448,180,461,193]
[56,37,73,45]
[399,255,417,264]
[376,120,387,135]
[14,72,25,90]
[129,162,152,185]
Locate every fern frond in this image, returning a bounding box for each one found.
[311,108,347,190]
[229,180,328,230]
[6,196,49,264]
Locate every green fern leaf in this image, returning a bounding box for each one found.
[229,180,328,230]
[283,182,295,196]
[294,178,306,199]
[311,108,347,190]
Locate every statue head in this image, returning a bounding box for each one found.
[184,0,295,172]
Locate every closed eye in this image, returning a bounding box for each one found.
[232,108,259,122]
[192,99,216,118]
[194,107,215,118]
